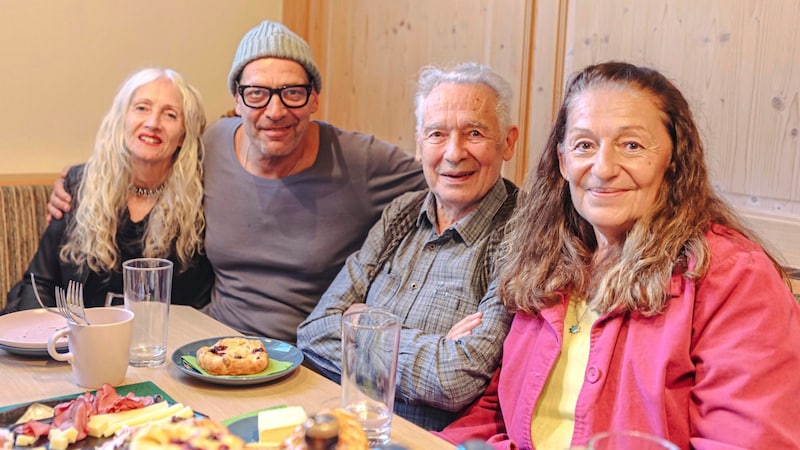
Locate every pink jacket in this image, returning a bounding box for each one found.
[439,225,800,449]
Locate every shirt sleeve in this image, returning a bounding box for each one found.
[363,138,426,218]
[436,368,517,449]
[688,235,800,449]
[394,277,512,411]
[5,219,67,312]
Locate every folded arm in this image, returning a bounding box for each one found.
[393,279,511,411]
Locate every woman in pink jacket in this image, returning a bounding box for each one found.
[438,62,800,449]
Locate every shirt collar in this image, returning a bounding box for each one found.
[416,178,508,246]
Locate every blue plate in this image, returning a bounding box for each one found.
[222,405,290,443]
[227,415,259,443]
[170,336,303,386]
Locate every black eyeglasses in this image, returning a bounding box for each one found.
[237,84,313,109]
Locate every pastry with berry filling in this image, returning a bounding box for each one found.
[196,337,269,375]
[129,417,244,450]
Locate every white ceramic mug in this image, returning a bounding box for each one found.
[47,307,134,389]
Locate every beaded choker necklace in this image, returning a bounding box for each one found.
[128,183,166,198]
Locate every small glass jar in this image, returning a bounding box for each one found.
[304,413,339,450]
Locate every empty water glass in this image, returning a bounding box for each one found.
[123,258,173,367]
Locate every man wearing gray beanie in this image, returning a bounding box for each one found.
[227,20,322,97]
[47,20,424,342]
[199,20,426,343]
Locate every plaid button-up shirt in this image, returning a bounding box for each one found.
[298,179,514,430]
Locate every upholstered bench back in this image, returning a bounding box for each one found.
[0,184,51,310]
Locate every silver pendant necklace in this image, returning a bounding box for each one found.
[569,300,590,334]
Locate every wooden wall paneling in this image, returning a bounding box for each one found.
[524,0,570,182]
[300,0,530,182]
[482,1,535,183]
[281,0,310,37]
[322,0,419,153]
[281,0,330,117]
[510,0,536,184]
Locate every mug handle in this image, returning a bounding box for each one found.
[105,293,124,306]
[47,328,73,363]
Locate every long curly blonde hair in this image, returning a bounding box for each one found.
[499,62,790,315]
[60,68,207,274]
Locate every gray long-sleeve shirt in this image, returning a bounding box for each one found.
[202,118,426,343]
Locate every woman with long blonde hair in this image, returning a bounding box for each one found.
[4,68,212,311]
[440,62,800,449]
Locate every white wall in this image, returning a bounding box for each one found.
[0,0,281,174]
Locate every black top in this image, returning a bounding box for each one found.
[3,166,212,313]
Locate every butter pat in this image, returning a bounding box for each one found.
[13,433,37,447]
[257,406,307,444]
[47,427,78,450]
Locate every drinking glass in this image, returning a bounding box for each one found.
[587,430,679,450]
[341,307,401,447]
[123,258,172,367]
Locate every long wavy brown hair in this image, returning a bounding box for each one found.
[499,61,789,315]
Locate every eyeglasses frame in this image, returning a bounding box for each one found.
[236,84,313,109]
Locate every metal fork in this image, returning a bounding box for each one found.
[29,273,61,315]
[65,280,89,325]
[54,286,77,324]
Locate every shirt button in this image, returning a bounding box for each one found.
[427,244,435,250]
[586,366,602,383]
[411,283,418,290]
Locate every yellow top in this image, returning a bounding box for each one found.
[530,299,599,450]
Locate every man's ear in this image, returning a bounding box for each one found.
[502,126,519,161]
[308,90,319,114]
[234,97,243,117]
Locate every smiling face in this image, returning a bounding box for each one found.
[416,82,517,228]
[234,57,319,160]
[124,77,185,167]
[558,85,673,246]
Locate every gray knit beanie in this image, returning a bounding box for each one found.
[227,20,322,96]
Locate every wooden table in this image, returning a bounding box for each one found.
[0,305,454,449]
